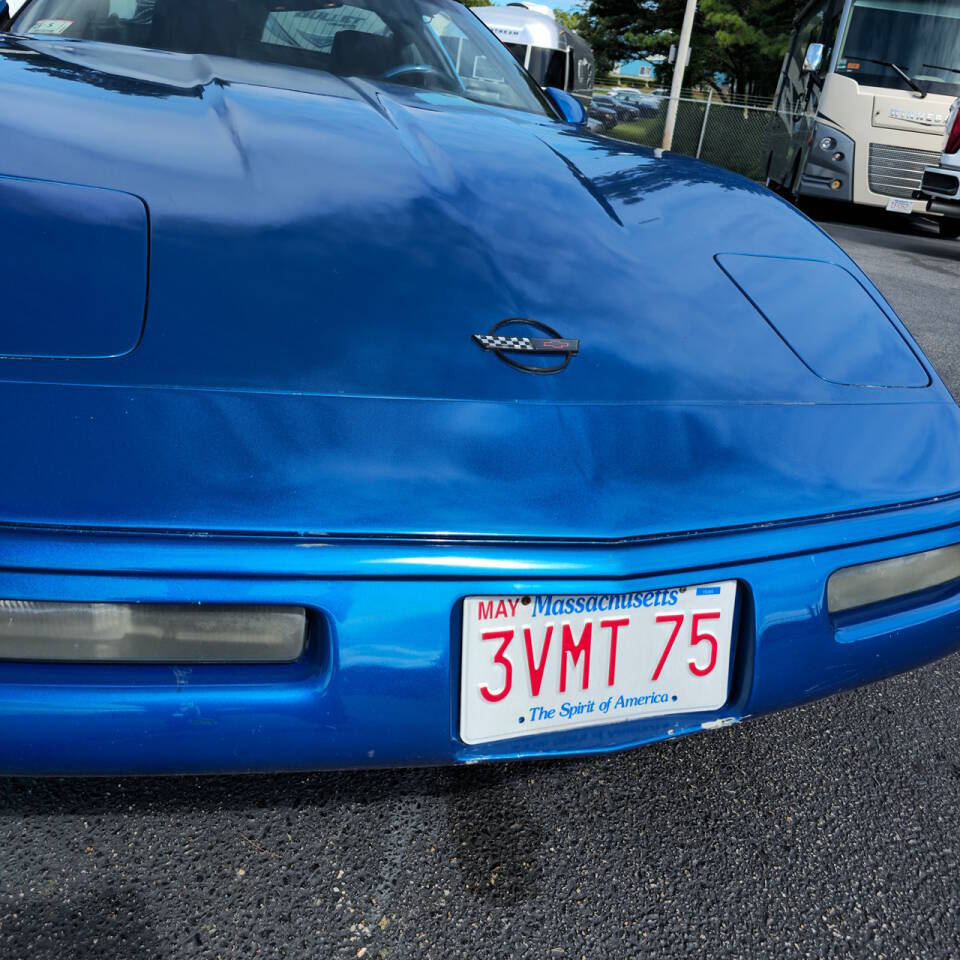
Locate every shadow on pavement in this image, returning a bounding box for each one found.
[802,197,960,261]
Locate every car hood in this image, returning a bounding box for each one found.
[1,38,959,539]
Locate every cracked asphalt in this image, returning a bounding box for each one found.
[2,205,960,960]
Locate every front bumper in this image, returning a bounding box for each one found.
[921,164,960,201]
[3,495,960,775]
[797,122,855,203]
[918,164,960,218]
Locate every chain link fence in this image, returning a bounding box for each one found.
[598,90,779,182]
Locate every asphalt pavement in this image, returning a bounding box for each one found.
[2,204,960,960]
[814,203,960,401]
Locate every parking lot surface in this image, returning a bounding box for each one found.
[2,206,959,960]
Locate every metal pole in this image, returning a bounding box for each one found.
[661,0,698,151]
[695,88,713,159]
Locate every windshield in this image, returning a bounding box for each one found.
[9,0,552,113]
[526,45,565,87]
[837,0,960,96]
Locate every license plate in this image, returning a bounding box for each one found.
[886,197,913,213]
[460,582,737,745]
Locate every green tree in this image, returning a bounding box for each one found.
[554,8,582,30]
[700,0,800,93]
[567,5,628,75]
[585,0,805,95]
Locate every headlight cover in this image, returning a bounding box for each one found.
[827,544,960,614]
[0,602,306,663]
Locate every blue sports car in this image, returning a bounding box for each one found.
[2,0,960,775]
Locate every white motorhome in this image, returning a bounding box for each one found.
[473,3,594,107]
[765,0,960,234]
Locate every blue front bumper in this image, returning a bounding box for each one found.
[3,495,960,775]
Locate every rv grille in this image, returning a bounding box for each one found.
[868,143,942,198]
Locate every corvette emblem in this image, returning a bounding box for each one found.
[472,319,579,374]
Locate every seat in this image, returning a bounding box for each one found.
[329,29,398,78]
[149,0,241,57]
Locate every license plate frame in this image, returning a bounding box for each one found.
[459,582,739,745]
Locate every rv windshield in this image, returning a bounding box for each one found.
[836,0,960,96]
[10,0,552,113]
[526,46,566,87]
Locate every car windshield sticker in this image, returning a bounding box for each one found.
[28,19,75,34]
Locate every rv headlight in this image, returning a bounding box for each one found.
[819,136,836,151]
[0,602,307,662]
[827,544,960,614]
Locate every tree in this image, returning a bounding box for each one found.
[699,0,800,93]
[554,6,625,74]
[564,5,628,75]
[554,8,582,30]
[584,0,805,95]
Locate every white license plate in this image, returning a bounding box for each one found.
[460,582,737,745]
[886,197,914,213]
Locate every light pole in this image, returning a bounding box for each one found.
[661,0,698,151]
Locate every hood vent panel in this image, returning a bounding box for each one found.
[1,174,147,360]
[717,254,929,388]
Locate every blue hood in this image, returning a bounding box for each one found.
[1,38,959,538]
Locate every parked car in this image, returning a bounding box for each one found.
[918,97,960,239]
[3,0,960,776]
[587,100,618,131]
[610,88,660,118]
[592,93,641,123]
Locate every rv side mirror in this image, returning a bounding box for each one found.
[544,86,586,126]
[802,42,824,74]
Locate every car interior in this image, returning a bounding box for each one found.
[13,0,453,84]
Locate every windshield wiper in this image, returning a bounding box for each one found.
[845,54,926,96]
[922,62,960,76]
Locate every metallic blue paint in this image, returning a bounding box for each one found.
[543,85,586,125]
[2,34,960,773]
[716,255,929,388]
[1,174,147,358]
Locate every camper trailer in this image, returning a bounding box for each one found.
[474,3,594,107]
